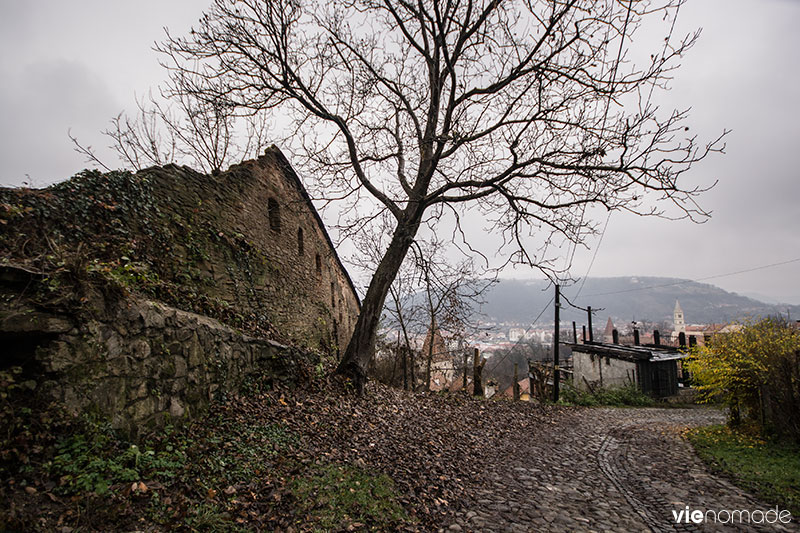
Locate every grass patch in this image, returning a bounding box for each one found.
[559,384,655,407]
[687,425,800,516]
[289,463,409,531]
[47,417,189,496]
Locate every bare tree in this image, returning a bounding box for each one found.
[72,75,270,174]
[159,0,725,391]
[352,220,493,391]
[412,239,495,391]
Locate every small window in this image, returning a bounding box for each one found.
[268,198,281,232]
[315,253,322,274]
[331,282,336,308]
[297,227,304,256]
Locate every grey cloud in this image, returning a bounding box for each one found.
[0,59,120,185]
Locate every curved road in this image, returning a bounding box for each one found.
[447,407,797,533]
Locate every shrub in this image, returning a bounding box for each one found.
[687,318,800,442]
[559,384,655,407]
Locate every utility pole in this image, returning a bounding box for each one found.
[463,349,468,390]
[473,348,484,397]
[553,284,560,403]
[400,330,407,390]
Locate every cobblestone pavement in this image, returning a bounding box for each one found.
[446,407,798,533]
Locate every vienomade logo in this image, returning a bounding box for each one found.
[672,506,792,526]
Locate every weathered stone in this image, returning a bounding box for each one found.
[0,309,72,333]
[169,397,185,418]
[129,397,158,422]
[104,330,125,359]
[130,338,152,359]
[173,355,188,378]
[141,305,165,329]
[187,332,203,368]
[166,341,183,357]
[129,379,148,401]
[43,341,69,372]
[2,269,319,436]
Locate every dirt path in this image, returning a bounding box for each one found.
[446,407,797,533]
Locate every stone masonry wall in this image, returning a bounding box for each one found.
[3,283,306,436]
[219,148,361,353]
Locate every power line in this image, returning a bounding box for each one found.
[581,257,800,298]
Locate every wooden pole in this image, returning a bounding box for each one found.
[463,349,468,390]
[528,359,535,403]
[572,321,577,344]
[400,330,407,390]
[553,284,561,403]
[587,306,594,342]
[472,348,484,397]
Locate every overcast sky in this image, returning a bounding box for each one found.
[1,0,798,305]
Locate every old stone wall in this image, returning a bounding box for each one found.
[219,148,361,353]
[2,276,307,435]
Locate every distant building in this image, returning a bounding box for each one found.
[571,342,687,398]
[671,300,686,342]
[602,317,616,344]
[509,328,526,342]
[421,321,456,391]
[501,378,532,401]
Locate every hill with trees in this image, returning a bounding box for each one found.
[480,277,800,326]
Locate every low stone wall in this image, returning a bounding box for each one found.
[3,275,310,436]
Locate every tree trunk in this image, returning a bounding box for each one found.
[424,318,434,392]
[402,344,408,391]
[335,215,420,393]
[410,349,417,391]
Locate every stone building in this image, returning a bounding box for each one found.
[219,146,361,351]
[0,146,360,431]
[571,342,686,398]
[421,321,456,391]
[671,300,686,342]
[602,317,616,344]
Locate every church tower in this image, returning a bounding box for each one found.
[673,300,686,338]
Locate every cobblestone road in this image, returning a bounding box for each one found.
[446,407,798,533]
